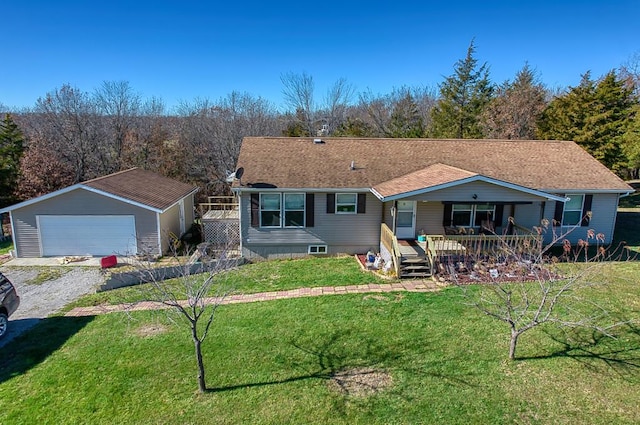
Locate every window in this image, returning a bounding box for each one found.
[451,204,495,227]
[452,204,473,226]
[336,193,357,214]
[260,193,281,227]
[474,204,495,227]
[308,245,327,254]
[562,195,584,226]
[284,193,305,227]
[258,193,306,228]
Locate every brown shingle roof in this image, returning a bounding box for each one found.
[83,168,197,211]
[373,163,478,198]
[234,137,632,192]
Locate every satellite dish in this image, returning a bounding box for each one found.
[225,167,245,184]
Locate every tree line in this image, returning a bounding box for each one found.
[1,42,639,208]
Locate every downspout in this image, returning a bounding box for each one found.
[237,192,243,255]
[392,201,398,235]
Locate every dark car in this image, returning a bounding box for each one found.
[0,272,20,338]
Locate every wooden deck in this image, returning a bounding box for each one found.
[397,239,426,257]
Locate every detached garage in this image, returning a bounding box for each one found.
[0,168,198,258]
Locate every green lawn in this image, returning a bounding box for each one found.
[1,262,638,424]
[63,256,386,310]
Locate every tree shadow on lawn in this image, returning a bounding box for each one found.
[206,328,476,397]
[0,315,94,384]
[517,324,640,383]
[206,329,390,394]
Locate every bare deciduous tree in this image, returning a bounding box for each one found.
[281,71,316,136]
[177,93,279,195]
[15,143,75,199]
[130,245,241,393]
[359,86,436,137]
[94,80,143,172]
[34,84,103,182]
[321,77,356,135]
[442,220,633,360]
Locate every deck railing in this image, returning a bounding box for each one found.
[427,233,541,260]
[380,223,401,277]
[199,196,238,214]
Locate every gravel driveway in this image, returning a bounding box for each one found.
[0,266,103,347]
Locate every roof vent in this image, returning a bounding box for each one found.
[350,160,355,170]
[313,138,325,144]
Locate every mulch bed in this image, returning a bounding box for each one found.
[437,258,560,284]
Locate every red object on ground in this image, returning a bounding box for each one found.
[100,255,117,269]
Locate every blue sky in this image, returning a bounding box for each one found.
[2,1,638,112]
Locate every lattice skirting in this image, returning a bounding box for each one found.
[202,219,240,248]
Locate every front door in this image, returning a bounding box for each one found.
[395,201,416,239]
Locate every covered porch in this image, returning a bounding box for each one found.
[372,163,566,278]
[380,223,540,279]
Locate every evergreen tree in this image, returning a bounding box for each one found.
[481,64,548,139]
[333,117,375,137]
[538,71,634,172]
[387,93,425,137]
[282,108,311,137]
[622,104,640,178]
[0,114,25,206]
[430,41,494,138]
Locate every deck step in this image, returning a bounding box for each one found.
[399,256,432,278]
[401,257,429,264]
[403,272,432,277]
[401,265,431,270]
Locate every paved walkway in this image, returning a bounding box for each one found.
[65,281,443,317]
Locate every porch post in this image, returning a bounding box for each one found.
[391,201,397,235]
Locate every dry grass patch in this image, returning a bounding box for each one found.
[362,293,405,303]
[133,323,168,338]
[328,367,393,397]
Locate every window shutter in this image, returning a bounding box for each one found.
[442,203,452,227]
[553,200,564,226]
[250,194,259,227]
[357,193,366,214]
[494,204,504,227]
[581,194,593,226]
[306,193,314,227]
[327,193,335,214]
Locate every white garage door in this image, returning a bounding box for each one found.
[38,215,138,256]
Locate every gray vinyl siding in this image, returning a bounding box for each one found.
[384,201,544,236]
[416,202,446,235]
[241,192,382,259]
[403,180,545,203]
[158,195,196,253]
[383,182,550,236]
[11,188,159,257]
[544,193,619,244]
[159,203,180,254]
[182,195,195,225]
[512,201,545,230]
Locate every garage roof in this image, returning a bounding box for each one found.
[83,168,198,211]
[0,168,198,214]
